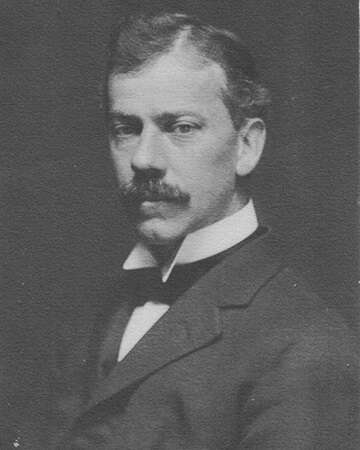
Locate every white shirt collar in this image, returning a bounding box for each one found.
[123,199,258,283]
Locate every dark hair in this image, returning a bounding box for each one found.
[104,13,270,128]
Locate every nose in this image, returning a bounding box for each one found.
[131,125,166,175]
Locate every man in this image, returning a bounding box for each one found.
[48,13,358,449]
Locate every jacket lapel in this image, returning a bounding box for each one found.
[85,230,284,411]
[87,284,221,409]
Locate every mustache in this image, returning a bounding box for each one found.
[119,178,190,204]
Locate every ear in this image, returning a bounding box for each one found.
[235,118,266,176]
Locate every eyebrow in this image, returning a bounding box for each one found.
[107,112,139,122]
[155,112,206,123]
[108,110,206,124]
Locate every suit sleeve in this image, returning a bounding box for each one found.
[238,321,359,450]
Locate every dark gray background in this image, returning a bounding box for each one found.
[1,0,358,324]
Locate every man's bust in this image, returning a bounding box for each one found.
[33,12,359,449]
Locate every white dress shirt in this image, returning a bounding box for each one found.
[118,200,258,361]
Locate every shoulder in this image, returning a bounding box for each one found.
[226,263,359,393]
[219,238,358,368]
[244,262,355,341]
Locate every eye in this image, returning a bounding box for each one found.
[109,118,143,139]
[174,124,193,134]
[171,122,201,135]
[111,124,137,138]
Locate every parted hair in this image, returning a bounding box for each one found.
[104,12,270,129]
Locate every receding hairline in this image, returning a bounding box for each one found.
[109,26,224,77]
[104,13,271,128]
[108,28,230,109]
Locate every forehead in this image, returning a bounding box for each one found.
[108,49,228,116]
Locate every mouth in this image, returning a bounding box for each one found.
[141,199,166,204]
[135,198,186,218]
[138,195,174,203]
[130,193,183,206]
[139,199,173,210]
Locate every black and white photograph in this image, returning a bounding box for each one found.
[1,1,358,448]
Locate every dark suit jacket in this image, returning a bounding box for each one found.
[43,231,358,449]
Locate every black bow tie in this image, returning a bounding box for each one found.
[125,260,215,308]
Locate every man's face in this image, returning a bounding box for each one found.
[108,49,245,245]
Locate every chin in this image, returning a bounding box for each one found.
[136,219,186,247]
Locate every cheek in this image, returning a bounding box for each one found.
[111,148,132,178]
[209,141,238,188]
[213,135,238,166]
[179,163,234,206]
[180,142,237,190]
